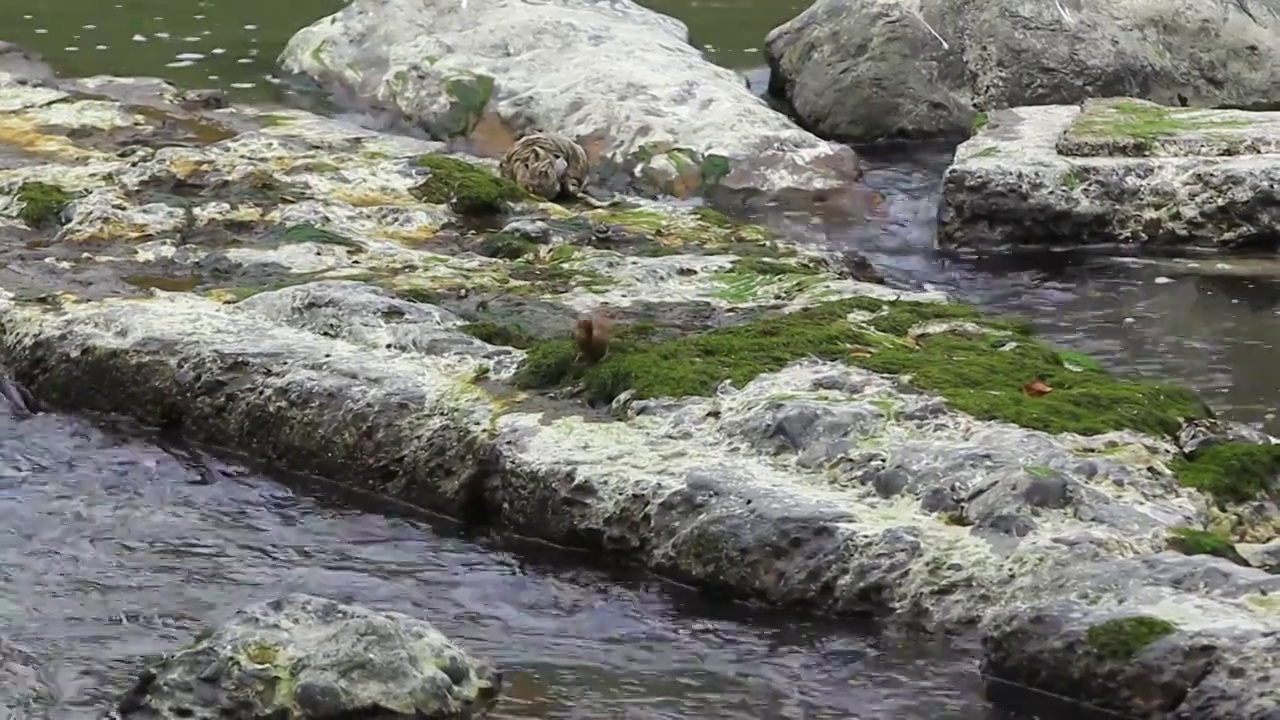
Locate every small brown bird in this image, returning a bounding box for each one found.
[573,314,611,363]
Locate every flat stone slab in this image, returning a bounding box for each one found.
[939,98,1280,254]
[0,67,1278,720]
[1060,98,1280,158]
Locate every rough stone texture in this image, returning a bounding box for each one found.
[938,98,1280,255]
[0,64,1277,719]
[113,594,500,719]
[277,0,861,199]
[764,0,1280,144]
[1,638,44,715]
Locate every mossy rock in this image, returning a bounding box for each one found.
[1083,616,1177,661]
[15,181,73,228]
[508,296,1206,436]
[262,223,364,251]
[476,232,538,260]
[1170,441,1280,505]
[460,320,540,349]
[409,155,529,215]
[1166,527,1250,566]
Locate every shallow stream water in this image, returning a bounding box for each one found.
[1,0,1277,717]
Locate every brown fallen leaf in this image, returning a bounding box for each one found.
[1023,379,1053,397]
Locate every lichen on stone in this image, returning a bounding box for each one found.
[1083,616,1177,661]
[409,154,529,215]
[14,181,73,228]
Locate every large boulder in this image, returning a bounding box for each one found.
[938,98,1280,254]
[277,0,861,200]
[114,594,500,719]
[764,0,1280,144]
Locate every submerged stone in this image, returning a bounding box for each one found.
[939,99,1280,254]
[114,594,500,719]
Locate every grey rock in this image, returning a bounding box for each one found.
[1177,417,1276,458]
[114,594,500,719]
[764,0,1280,144]
[0,41,56,86]
[233,281,525,378]
[939,100,1280,253]
[278,0,860,198]
[1238,540,1280,574]
[1,638,43,715]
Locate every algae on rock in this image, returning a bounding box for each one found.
[410,154,529,215]
[14,181,73,228]
[1083,616,1178,661]
[114,594,501,719]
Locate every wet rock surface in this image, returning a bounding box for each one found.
[1,57,1278,720]
[939,98,1280,254]
[277,0,861,200]
[764,0,1280,144]
[113,594,500,719]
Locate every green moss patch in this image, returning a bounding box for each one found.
[476,232,538,260]
[1171,441,1280,505]
[409,155,528,215]
[460,320,540,349]
[1166,527,1249,566]
[1084,616,1177,661]
[1070,99,1249,141]
[510,296,1205,435]
[441,73,495,138]
[15,181,73,228]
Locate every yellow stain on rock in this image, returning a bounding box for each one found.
[0,118,107,162]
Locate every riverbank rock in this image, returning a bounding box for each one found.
[938,98,1280,255]
[1,68,1278,719]
[764,0,1280,144]
[113,594,500,719]
[277,0,860,201]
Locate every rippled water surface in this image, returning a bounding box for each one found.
[848,152,1280,436]
[1,413,1005,718]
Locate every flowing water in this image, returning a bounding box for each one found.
[2,0,1278,717]
[1,413,1006,719]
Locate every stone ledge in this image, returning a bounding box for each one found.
[939,100,1280,254]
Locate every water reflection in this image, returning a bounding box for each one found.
[836,151,1280,436]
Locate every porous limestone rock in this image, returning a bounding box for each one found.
[938,98,1280,254]
[1,62,1278,720]
[277,0,861,198]
[764,0,1280,144]
[113,594,500,719]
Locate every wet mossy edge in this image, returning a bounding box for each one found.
[461,295,1273,505]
